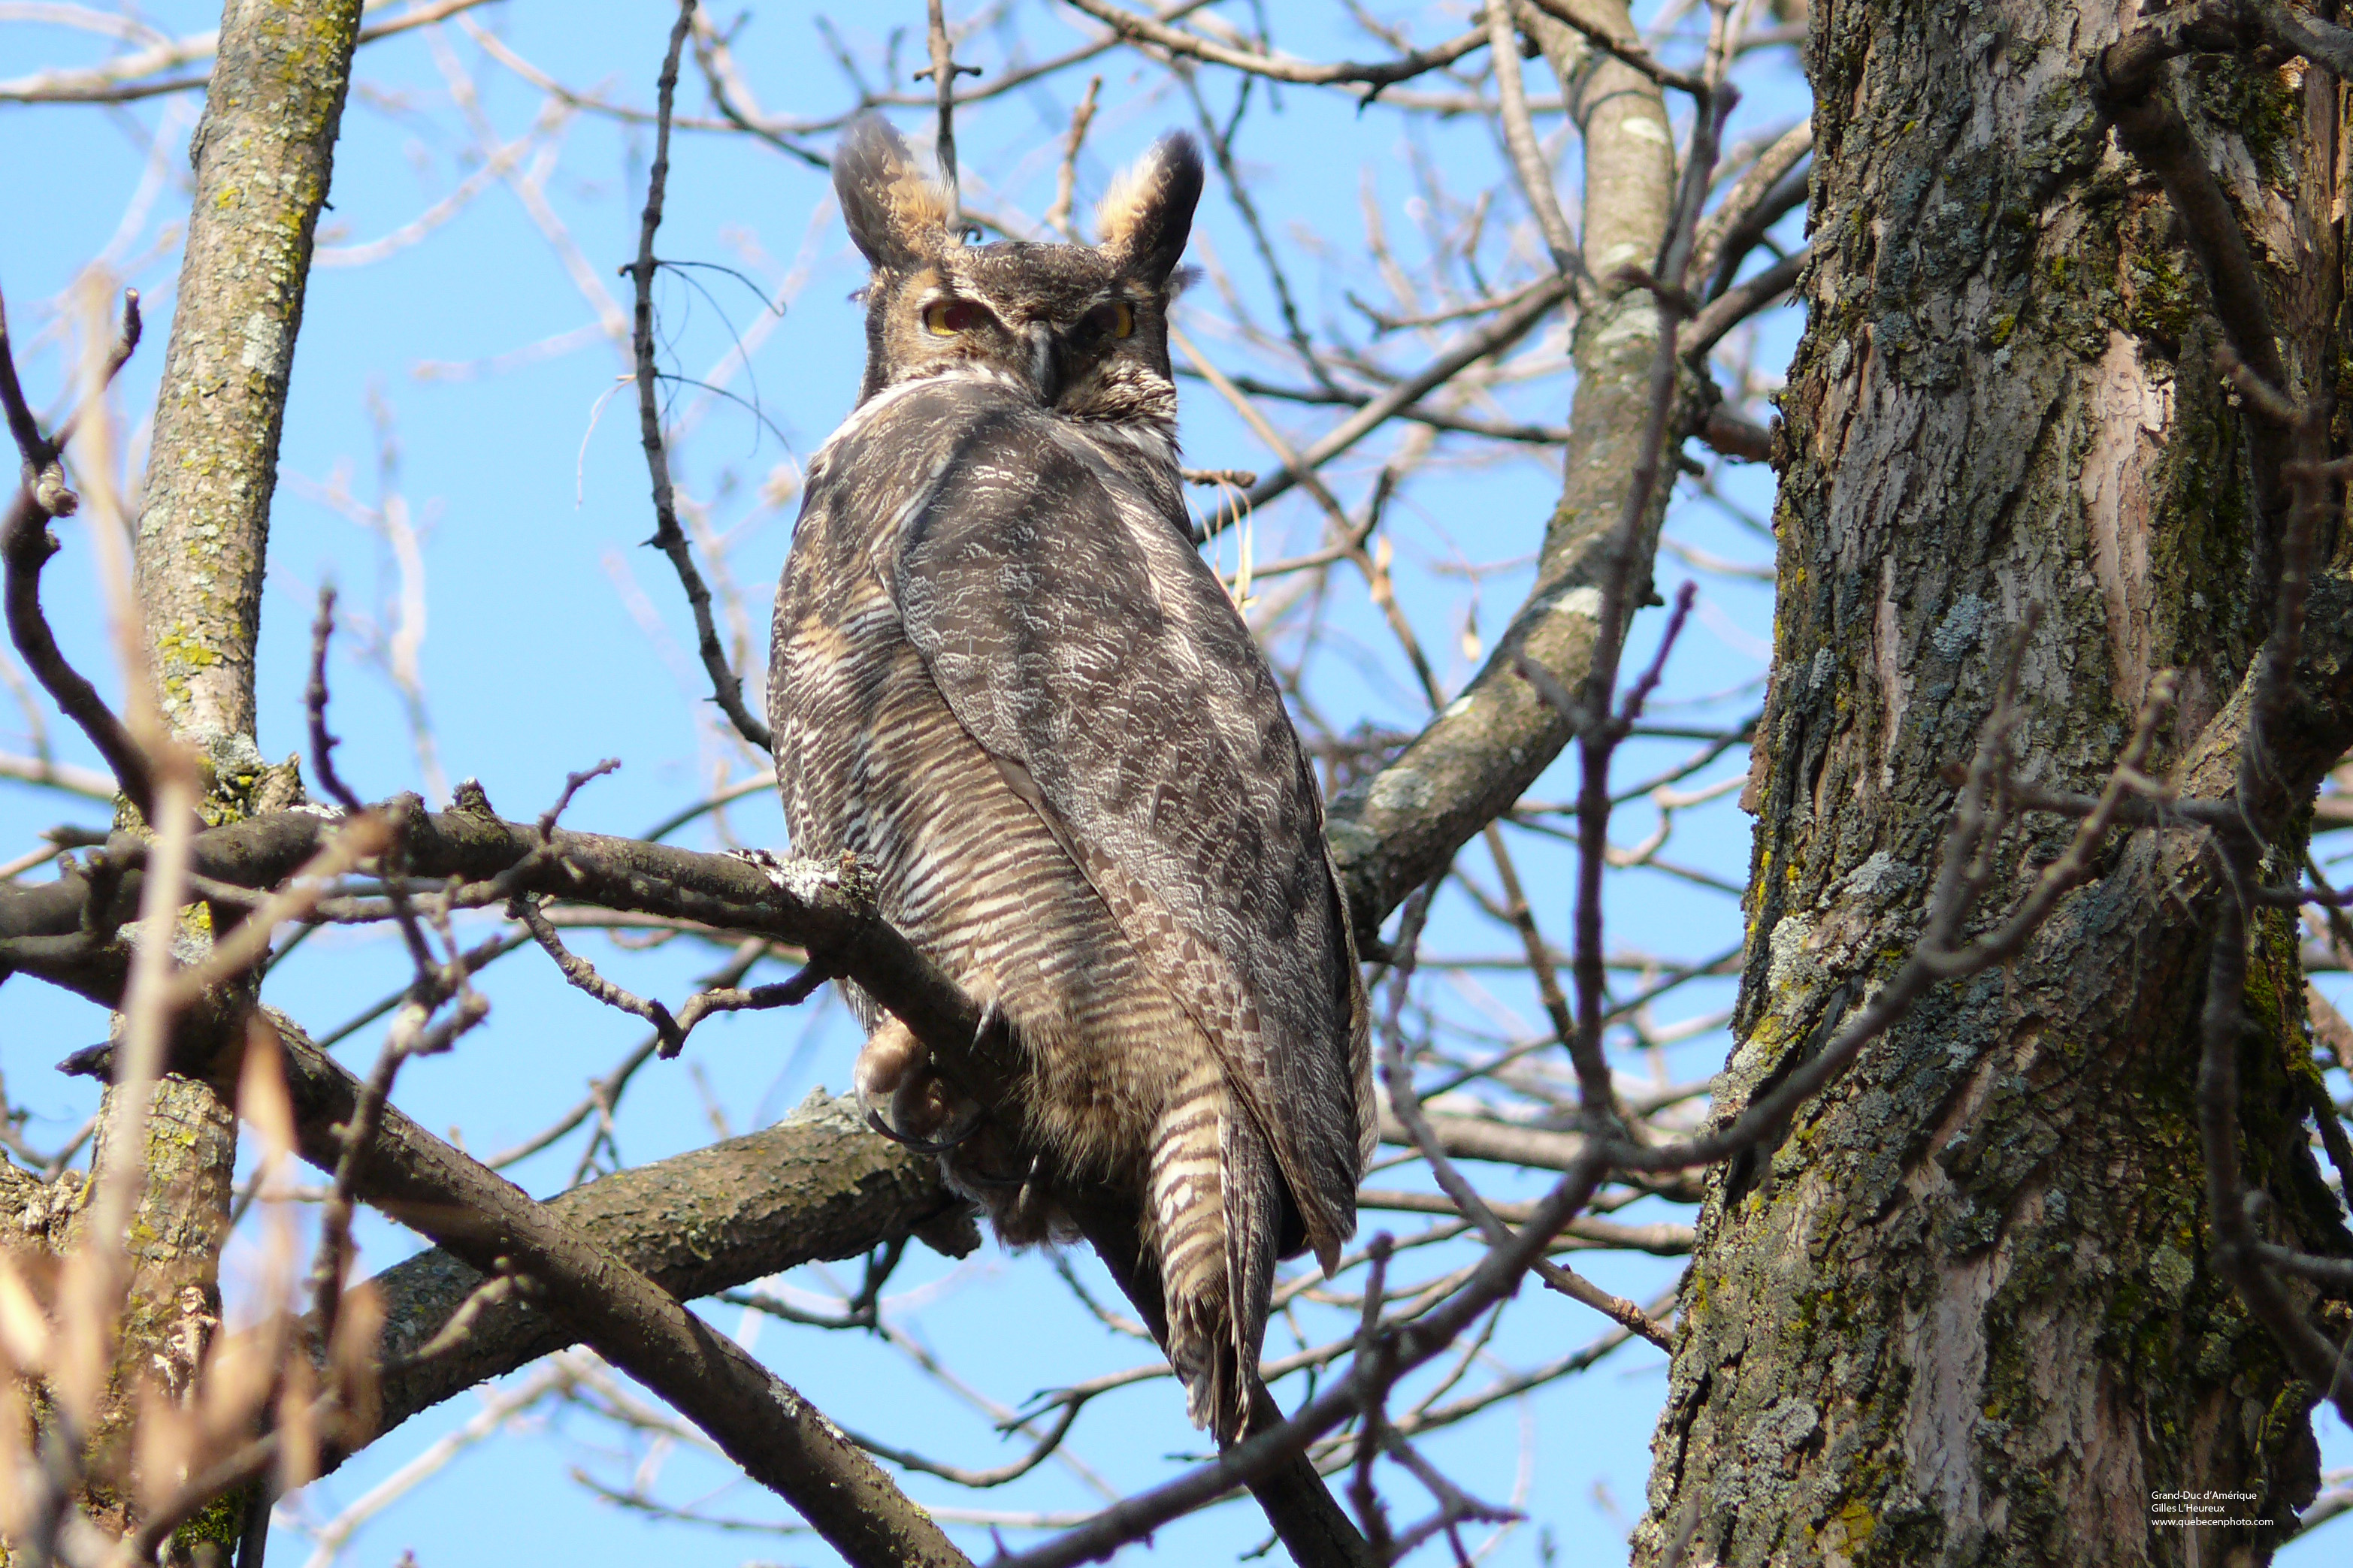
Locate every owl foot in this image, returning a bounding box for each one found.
[864,1105,982,1153]
[854,1014,986,1151]
[853,1016,926,1104]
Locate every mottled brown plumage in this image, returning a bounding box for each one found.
[770,116,1370,1440]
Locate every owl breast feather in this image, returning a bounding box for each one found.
[779,374,1372,1268]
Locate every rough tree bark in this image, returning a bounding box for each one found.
[138,0,360,747]
[1641,4,2352,1564]
[75,0,364,1553]
[0,4,1801,1557]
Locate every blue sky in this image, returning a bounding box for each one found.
[1,2,2340,1564]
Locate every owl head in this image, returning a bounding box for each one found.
[834,116,1202,424]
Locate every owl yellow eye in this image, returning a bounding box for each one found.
[924,299,981,336]
[1091,301,1136,339]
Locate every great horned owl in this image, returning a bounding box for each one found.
[769,116,1372,1441]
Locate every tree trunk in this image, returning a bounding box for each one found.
[140,0,362,747]
[1641,3,2352,1563]
[75,0,364,1554]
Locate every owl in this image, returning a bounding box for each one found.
[768,116,1372,1442]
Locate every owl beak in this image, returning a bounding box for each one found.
[1024,322,1062,404]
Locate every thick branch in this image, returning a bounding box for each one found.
[1326,0,1686,938]
[9,801,1380,1562]
[328,1089,974,1466]
[258,1012,972,1567]
[2,804,985,1074]
[2094,2,2260,101]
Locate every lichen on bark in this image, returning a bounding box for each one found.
[54,0,369,1556]
[1639,3,2353,1563]
[139,0,364,745]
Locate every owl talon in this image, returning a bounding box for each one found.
[864,1105,982,1154]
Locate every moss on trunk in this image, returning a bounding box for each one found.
[1640,3,2353,1563]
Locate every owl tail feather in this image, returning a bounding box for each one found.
[1148,1059,1281,1445]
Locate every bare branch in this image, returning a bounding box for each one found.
[512,893,685,1053]
[1698,405,1773,461]
[1689,119,1812,290]
[628,0,773,754]
[2,803,990,1102]
[918,0,978,225]
[1378,883,1671,1346]
[0,288,156,820]
[1682,246,1806,359]
[2094,33,2297,566]
[1487,1,1581,278]
[332,1089,971,1461]
[2092,2,2259,101]
[0,0,501,105]
[1193,277,1571,539]
[257,1014,973,1566]
[987,1147,1610,1568]
[1043,76,1102,239]
[1060,0,1489,93]
[1523,0,1711,97]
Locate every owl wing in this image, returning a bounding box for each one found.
[822,379,1371,1270]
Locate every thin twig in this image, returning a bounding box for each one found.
[1059,1,1489,95]
[0,286,158,820]
[918,0,978,227]
[511,893,685,1055]
[1179,71,1341,392]
[1523,0,1711,96]
[1377,881,1670,1346]
[627,0,771,753]
[987,1145,1610,1567]
[1044,76,1102,239]
[310,588,434,981]
[1193,276,1571,539]
[1486,1,1580,279]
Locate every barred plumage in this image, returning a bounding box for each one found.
[770,116,1370,1441]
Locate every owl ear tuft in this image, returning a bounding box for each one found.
[835,116,954,270]
[1096,132,1204,286]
